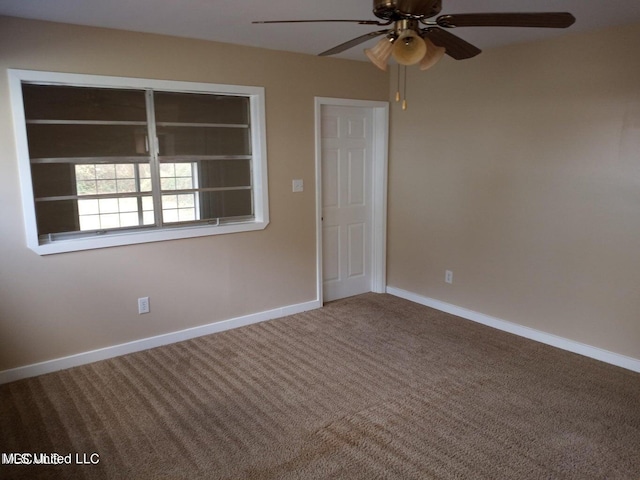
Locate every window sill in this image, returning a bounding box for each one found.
[29,219,269,255]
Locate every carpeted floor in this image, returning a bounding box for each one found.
[1,293,639,479]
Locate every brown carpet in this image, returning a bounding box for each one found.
[1,293,639,479]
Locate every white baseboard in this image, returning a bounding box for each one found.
[5,289,638,384]
[387,286,640,374]
[0,299,322,385]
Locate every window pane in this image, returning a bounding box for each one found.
[138,163,151,178]
[77,199,99,215]
[115,164,135,177]
[175,177,193,190]
[78,215,101,231]
[26,125,148,158]
[141,195,155,225]
[142,196,154,211]
[75,164,96,181]
[159,162,194,191]
[140,179,152,192]
[117,179,136,193]
[160,178,176,190]
[178,194,194,208]
[100,213,120,229]
[96,180,117,194]
[162,195,178,210]
[163,209,179,223]
[76,181,97,196]
[22,84,147,122]
[142,211,155,225]
[35,200,78,235]
[198,190,253,220]
[98,198,119,214]
[159,164,175,177]
[156,127,250,156]
[175,163,192,176]
[31,164,77,198]
[154,92,249,125]
[162,193,197,224]
[178,208,196,222]
[119,212,139,227]
[118,197,138,212]
[198,159,251,189]
[95,164,116,179]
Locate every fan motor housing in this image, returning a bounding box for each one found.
[373,0,442,20]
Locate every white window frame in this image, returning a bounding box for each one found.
[8,69,269,255]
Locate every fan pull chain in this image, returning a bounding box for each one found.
[402,66,408,110]
[394,65,408,111]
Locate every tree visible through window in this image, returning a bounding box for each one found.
[75,163,155,231]
[74,162,200,230]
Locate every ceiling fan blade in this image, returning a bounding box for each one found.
[319,29,391,56]
[423,28,481,60]
[253,19,389,26]
[396,0,442,17]
[437,12,576,29]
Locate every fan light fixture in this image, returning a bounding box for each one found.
[364,28,444,73]
[392,29,427,65]
[364,37,394,71]
[419,37,446,71]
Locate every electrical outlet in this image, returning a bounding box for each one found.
[445,270,453,284]
[138,297,150,314]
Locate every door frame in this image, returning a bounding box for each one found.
[314,97,389,303]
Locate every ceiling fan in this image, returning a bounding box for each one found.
[254,0,576,71]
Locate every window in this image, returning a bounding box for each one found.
[9,70,268,255]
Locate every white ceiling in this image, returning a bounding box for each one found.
[1,0,640,61]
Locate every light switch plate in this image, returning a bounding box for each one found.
[292,179,304,193]
[138,296,150,314]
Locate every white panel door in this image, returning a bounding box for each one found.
[321,105,374,301]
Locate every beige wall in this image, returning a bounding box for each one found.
[3,14,638,372]
[388,23,640,359]
[0,16,388,370]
